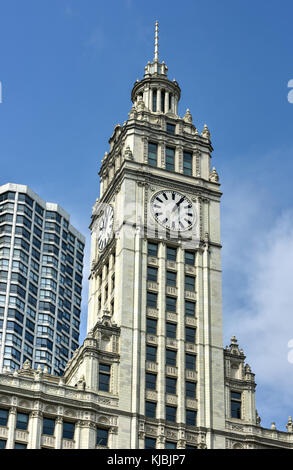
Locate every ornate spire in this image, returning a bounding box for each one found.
[154,21,159,62]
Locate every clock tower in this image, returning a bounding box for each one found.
[85,22,225,448]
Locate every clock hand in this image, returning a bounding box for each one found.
[171,197,185,214]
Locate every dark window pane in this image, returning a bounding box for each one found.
[186,354,196,370]
[166,322,176,339]
[97,428,108,446]
[186,381,196,398]
[166,349,176,366]
[185,275,195,291]
[166,296,176,312]
[147,267,157,282]
[146,318,157,335]
[146,346,157,362]
[166,123,175,135]
[165,441,176,449]
[186,327,196,343]
[0,439,6,449]
[166,377,177,394]
[42,418,55,436]
[166,147,175,171]
[183,152,192,175]
[186,410,197,426]
[0,409,8,427]
[63,421,75,440]
[185,251,195,265]
[166,405,176,422]
[16,413,29,430]
[148,143,157,167]
[147,292,157,309]
[166,271,176,287]
[148,242,158,257]
[14,443,27,449]
[167,247,177,261]
[185,300,195,316]
[146,373,156,390]
[145,437,156,449]
[145,401,156,418]
[99,372,110,392]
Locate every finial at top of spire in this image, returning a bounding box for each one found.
[154,21,159,62]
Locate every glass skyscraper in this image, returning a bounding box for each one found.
[0,183,85,375]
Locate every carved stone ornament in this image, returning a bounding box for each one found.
[201,124,211,139]
[209,167,219,182]
[124,145,134,160]
[183,108,193,123]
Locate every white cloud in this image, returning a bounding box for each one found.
[222,179,293,428]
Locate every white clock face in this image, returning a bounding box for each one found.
[98,205,114,251]
[150,190,195,232]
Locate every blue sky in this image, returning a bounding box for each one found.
[1,0,293,431]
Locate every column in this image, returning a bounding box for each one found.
[157,243,166,421]
[6,406,16,449]
[177,247,185,424]
[130,226,142,448]
[74,420,82,449]
[28,410,42,449]
[165,91,169,113]
[80,421,96,449]
[55,416,63,449]
[157,89,161,112]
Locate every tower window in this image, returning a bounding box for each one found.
[152,89,157,112]
[166,246,177,261]
[185,251,195,265]
[166,147,175,172]
[166,322,176,339]
[145,437,156,449]
[186,353,196,370]
[42,418,55,436]
[99,364,111,392]
[16,413,29,431]
[169,94,172,111]
[185,327,196,343]
[62,421,75,440]
[146,401,156,418]
[186,410,197,426]
[185,275,195,292]
[147,292,157,309]
[166,377,177,395]
[166,296,176,312]
[167,123,175,135]
[146,345,157,362]
[0,409,8,427]
[185,300,196,317]
[183,151,193,176]
[0,440,6,449]
[231,391,242,419]
[147,267,158,282]
[146,373,157,390]
[166,405,177,423]
[148,242,158,257]
[165,441,177,449]
[97,428,109,447]
[148,142,158,167]
[186,381,196,398]
[146,318,157,335]
[166,349,177,366]
[166,271,176,287]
